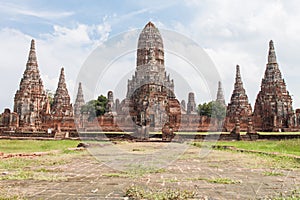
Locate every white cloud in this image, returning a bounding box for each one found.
[0,2,74,19]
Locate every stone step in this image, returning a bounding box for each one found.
[54,131,66,139]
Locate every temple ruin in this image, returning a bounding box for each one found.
[253,40,295,131]
[1,22,300,138]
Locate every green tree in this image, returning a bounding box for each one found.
[211,101,226,120]
[96,95,108,116]
[81,95,108,121]
[198,101,226,120]
[46,89,54,107]
[198,102,212,117]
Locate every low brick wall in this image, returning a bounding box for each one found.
[0,131,54,138]
[1,131,300,141]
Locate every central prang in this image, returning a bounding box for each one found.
[126,22,181,140]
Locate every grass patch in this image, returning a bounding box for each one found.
[125,185,195,200]
[207,177,240,184]
[103,166,167,178]
[102,173,131,178]
[186,177,239,184]
[186,177,207,181]
[0,193,25,200]
[258,132,300,135]
[0,151,85,181]
[192,139,300,157]
[271,189,300,200]
[0,169,67,181]
[0,170,34,180]
[124,164,166,177]
[162,178,180,183]
[0,140,79,153]
[263,171,284,176]
[132,148,145,152]
[192,140,300,169]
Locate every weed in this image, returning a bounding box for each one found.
[186,177,207,181]
[125,185,195,200]
[271,189,300,200]
[263,171,284,176]
[207,177,240,184]
[0,170,34,180]
[102,173,131,178]
[0,140,79,154]
[124,164,166,177]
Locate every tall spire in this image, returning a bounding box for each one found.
[52,67,72,117]
[268,40,277,64]
[27,39,38,67]
[57,68,66,89]
[226,65,252,121]
[234,65,243,90]
[263,40,282,83]
[74,82,85,116]
[253,40,293,131]
[13,39,47,125]
[216,81,225,106]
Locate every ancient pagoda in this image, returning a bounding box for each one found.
[127,22,180,138]
[253,40,293,131]
[51,68,73,117]
[216,81,226,106]
[187,92,197,115]
[74,82,85,117]
[13,39,47,128]
[226,65,252,129]
[105,91,116,115]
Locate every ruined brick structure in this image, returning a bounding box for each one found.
[216,81,226,106]
[187,92,197,115]
[1,22,300,136]
[74,82,85,117]
[253,40,294,131]
[52,68,73,117]
[125,22,180,138]
[225,65,252,131]
[1,109,18,130]
[13,40,48,130]
[1,40,76,134]
[105,91,116,115]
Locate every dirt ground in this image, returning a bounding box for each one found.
[0,141,299,199]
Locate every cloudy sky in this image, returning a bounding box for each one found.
[1,0,300,112]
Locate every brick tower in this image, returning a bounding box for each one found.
[13,39,47,128]
[51,68,73,117]
[127,22,180,138]
[253,40,293,131]
[216,81,226,106]
[225,65,252,130]
[74,82,85,117]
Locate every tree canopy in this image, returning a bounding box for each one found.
[81,95,108,120]
[198,101,226,120]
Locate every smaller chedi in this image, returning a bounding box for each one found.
[52,67,73,117]
[74,82,85,117]
[225,65,252,131]
[216,81,226,106]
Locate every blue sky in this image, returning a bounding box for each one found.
[1,0,300,111]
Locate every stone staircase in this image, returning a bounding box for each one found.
[54,131,66,140]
